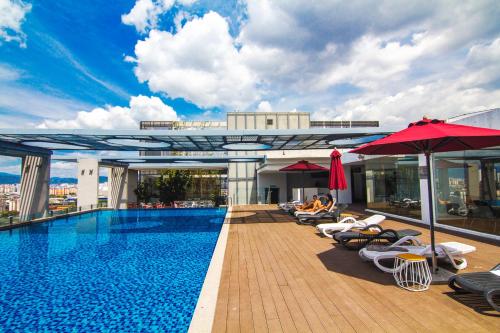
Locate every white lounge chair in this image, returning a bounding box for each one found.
[294,198,337,217]
[278,200,301,211]
[316,214,386,238]
[359,238,476,273]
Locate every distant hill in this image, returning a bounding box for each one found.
[0,172,107,184]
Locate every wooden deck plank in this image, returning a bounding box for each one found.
[213,206,500,332]
[226,224,240,333]
[249,224,298,333]
[238,224,254,333]
[240,225,268,333]
[272,223,389,332]
[246,225,283,332]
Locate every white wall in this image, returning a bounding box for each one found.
[335,165,352,204]
[77,159,99,208]
[448,108,500,129]
[257,172,287,203]
[19,155,50,221]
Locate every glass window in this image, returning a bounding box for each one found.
[365,156,421,219]
[433,149,500,236]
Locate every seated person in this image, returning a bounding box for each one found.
[294,198,312,210]
[322,193,335,211]
[296,195,322,212]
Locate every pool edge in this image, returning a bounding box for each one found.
[188,206,232,333]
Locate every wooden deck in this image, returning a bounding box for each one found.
[213,205,500,332]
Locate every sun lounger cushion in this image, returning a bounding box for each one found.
[334,229,420,242]
[364,245,411,252]
[439,242,476,255]
[333,228,422,250]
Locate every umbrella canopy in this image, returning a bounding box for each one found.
[350,117,500,274]
[279,160,328,172]
[329,149,347,191]
[350,118,500,155]
[280,160,327,202]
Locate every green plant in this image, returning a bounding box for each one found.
[156,170,193,204]
[134,180,154,203]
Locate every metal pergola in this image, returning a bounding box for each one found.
[0,128,393,152]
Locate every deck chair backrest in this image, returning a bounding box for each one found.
[363,214,386,226]
[327,199,337,213]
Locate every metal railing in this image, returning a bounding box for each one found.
[310,120,379,128]
[0,202,110,228]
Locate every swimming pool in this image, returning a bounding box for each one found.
[0,208,227,332]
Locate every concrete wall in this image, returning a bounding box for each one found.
[108,167,138,209]
[77,159,99,208]
[127,169,138,204]
[226,111,310,130]
[448,108,500,129]
[336,165,352,204]
[109,166,127,209]
[19,155,50,221]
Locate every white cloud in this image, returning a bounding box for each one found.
[38,95,178,129]
[122,0,197,33]
[133,11,259,109]
[36,32,131,99]
[312,78,500,127]
[256,100,272,112]
[0,0,31,47]
[314,34,424,90]
[0,84,94,127]
[0,63,21,81]
[124,0,500,125]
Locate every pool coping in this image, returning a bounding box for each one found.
[0,208,112,231]
[188,206,232,333]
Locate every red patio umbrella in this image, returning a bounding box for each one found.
[351,117,500,273]
[329,149,347,203]
[280,160,328,202]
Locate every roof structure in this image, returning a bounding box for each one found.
[53,155,265,165]
[0,128,393,152]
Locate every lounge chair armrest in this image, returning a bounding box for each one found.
[361,224,383,232]
[485,288,500,312]
[338,216,356,224]
[321,227,335,238]
[373,253,401,273]
[392,235,422,247]
[435,244,468,270]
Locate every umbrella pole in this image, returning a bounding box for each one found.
[302,170,305,203]
[426,152,438,273]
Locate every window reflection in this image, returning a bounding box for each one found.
[434,149,500,235]
[366,156,421,219]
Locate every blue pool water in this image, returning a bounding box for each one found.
[0,208,226,332]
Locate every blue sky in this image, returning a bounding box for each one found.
[0,0,499,176]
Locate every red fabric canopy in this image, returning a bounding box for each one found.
[329,149,347,190]
[350,118,500,155]
[279,160,328,172]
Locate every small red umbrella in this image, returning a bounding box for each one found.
[280,160,327,202]
[351,117,500,273]
[329,149,347,203]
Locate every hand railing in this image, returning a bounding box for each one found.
[2,202,111,228]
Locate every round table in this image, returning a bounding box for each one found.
[393,253,432,291]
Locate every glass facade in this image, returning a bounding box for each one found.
[433,149,500,236]
[365,156,421,219]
